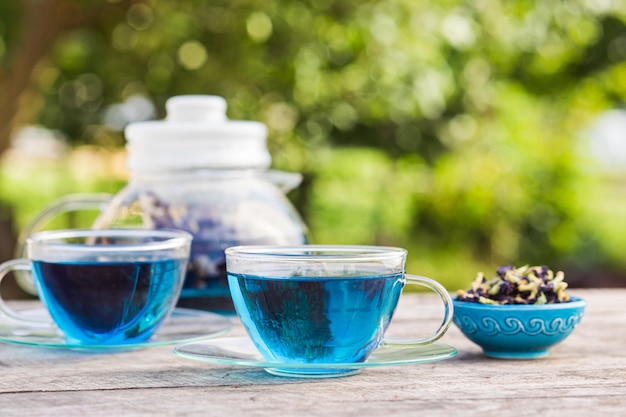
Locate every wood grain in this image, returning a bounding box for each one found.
[0,289,624,417]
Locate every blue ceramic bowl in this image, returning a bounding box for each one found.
[452,296,586,359]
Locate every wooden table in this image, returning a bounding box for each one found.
[0,289,624,416]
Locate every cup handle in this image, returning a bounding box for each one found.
[383,274,453,346]
[0,259,57,335]
[15,193,112,295]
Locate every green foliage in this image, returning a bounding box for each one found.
[0,152,125,231]
[1,0,625,288]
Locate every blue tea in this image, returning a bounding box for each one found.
[228,272,405,364]
[32,258,186,345]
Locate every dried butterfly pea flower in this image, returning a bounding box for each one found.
[457,264,571,305]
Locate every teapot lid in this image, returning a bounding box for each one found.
[124,95,271,172]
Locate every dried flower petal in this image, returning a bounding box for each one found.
[457,264,571,305]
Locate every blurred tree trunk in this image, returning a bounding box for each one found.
[0,0,65,299]
[0,0,66,156]
[0,202,26,298]
[0,0,134,298]
[0,0,134,156]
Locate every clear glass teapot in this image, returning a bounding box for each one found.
[17,95,308,313]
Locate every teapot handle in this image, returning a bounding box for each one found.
[266,170,302,193]
[15,193,112,295]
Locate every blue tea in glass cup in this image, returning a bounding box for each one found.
[225,245,453,377]
[0,229,192,346]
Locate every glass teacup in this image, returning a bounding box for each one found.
[0,229,192,346]
[225,245,453,377]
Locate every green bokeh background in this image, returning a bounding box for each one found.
[1,0,625,293]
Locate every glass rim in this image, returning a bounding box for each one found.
[26,228,193,253]
[224,245,407,261]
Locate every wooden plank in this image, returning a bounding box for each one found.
[1,386,625,417]
[0,289,624,417]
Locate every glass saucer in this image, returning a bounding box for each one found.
[0,306,233,350]
[174,337,457,378]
